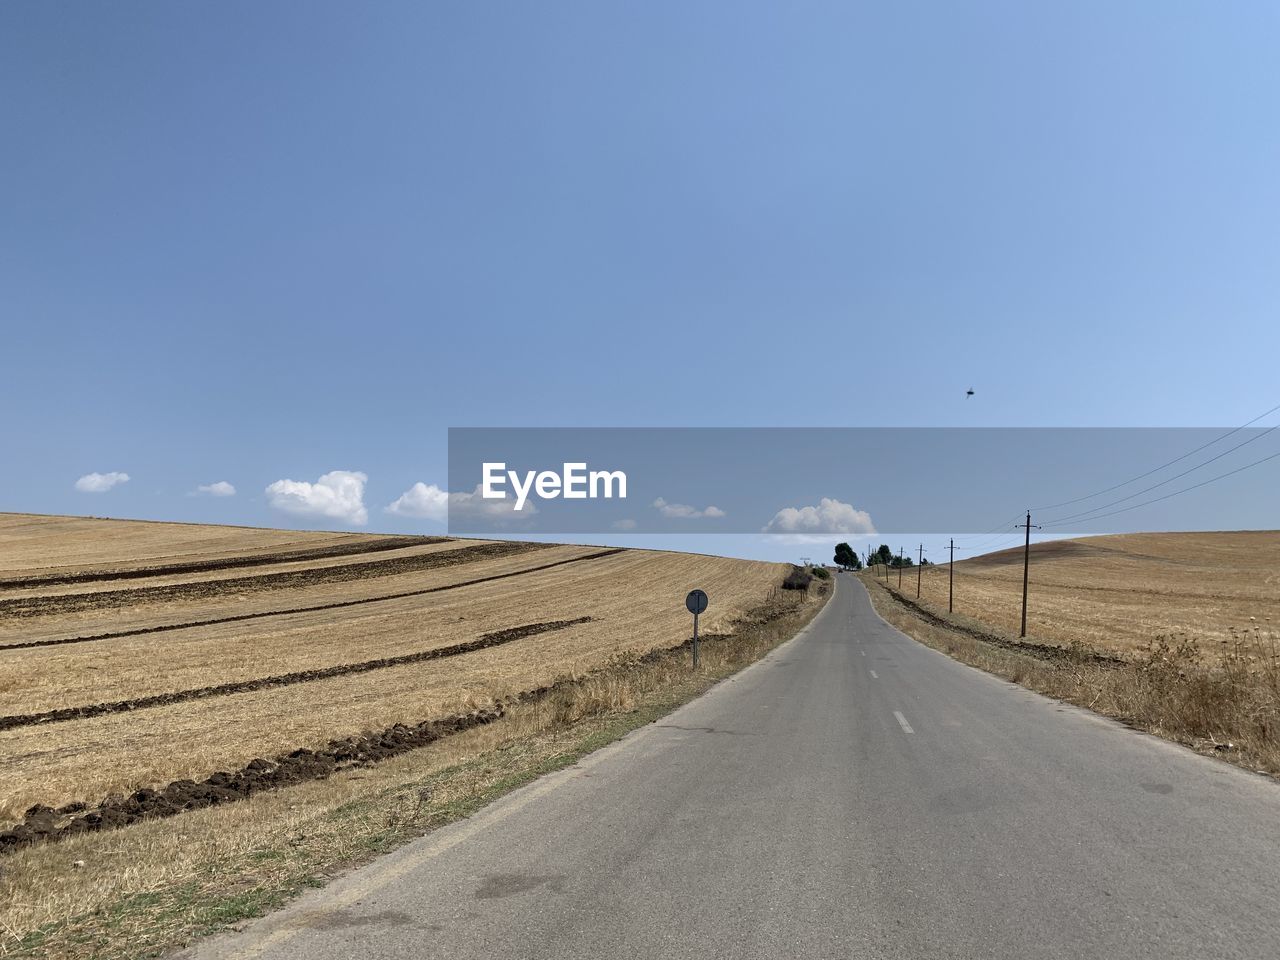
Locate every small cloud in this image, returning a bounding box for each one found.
[75,472,130,493]
[386,482,449,521]
[448,485,538,526]
[611,518,638,531]
[385,483,539,527]
[653,497,726,520]
[194,481,236,497]
[762,498,875,535]
[265,470,368,525]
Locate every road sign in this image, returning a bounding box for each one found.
[685,589,708,668]
[685,589,708,615]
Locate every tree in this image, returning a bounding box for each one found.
[873,544,893,566]
[833,542,858,570]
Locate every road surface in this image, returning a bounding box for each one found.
[187,574,1280,959]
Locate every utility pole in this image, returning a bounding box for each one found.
[1016,511,1041,638]
[917,544,924,598]
[898,545,904,588]
[948,538,955,613]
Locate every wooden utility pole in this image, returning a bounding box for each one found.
[898,546,904,588]
[948,538,955,613]
[1016,511,1041,637]
[917,544,924,598]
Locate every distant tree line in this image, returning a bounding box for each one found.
[866,544,912,568]
[833,543,937,571]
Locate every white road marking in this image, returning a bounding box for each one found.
[869,670,879,679]
[894,710,915,734]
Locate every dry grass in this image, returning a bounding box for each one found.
[0,543,594,653]
[0,514,373,577]
[863,558,1280,777]
[909,531,1280,660]
[0,539,473,603]
[0,517,785,826]
[0,577,829,960]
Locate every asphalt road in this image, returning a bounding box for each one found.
[187,575,1280,959]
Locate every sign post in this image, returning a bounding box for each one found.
[685,589,708,668]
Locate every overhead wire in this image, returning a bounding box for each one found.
[1042,446,1280,529]
[1031,399,1280,512]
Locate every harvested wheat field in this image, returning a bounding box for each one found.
[911,531,1280,659]
[0,514,790,831]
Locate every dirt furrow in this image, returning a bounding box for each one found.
[0,618,594,731]
[873,581,1125,666]
[0,623,745,852]
[0,536,445,590]
[0,541,543,619]
[0,708,506,851]
[0,548,625,652]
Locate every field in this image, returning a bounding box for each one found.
[902,531,1280,660]
[863,530,1280,784]
[0,513,791,837]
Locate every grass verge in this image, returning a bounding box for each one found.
[860,573,1280,777]
[0,580,829,960]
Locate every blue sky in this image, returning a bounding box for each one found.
[2,2,1278,562]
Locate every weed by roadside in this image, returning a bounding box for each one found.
[861,574,1280,777]
[0,582,829,960]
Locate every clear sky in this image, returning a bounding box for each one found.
[2,2,1278,562]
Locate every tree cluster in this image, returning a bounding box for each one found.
[833,542,862,570]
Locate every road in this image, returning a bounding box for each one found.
[187,574,1280,959]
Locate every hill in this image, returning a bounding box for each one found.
[0,514,791,825]
[914,531,1280,658]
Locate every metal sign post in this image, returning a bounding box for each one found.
[685,589,708,668]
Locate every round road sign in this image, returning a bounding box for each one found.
[685,589,708,615]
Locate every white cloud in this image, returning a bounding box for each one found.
[75,472,129,493]
[194,481,236,497]
[386,482,449,521]
[762,498,876,535]
[767,534,866,546]
[653,497,726,520]
[383,482,540,527]
[611,518,638,531]
[448,485,538,526]
[265,470,368,525]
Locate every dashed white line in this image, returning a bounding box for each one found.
[869,670,879,679]
[893,710,915,734]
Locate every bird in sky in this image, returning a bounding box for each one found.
[966,387,975,398]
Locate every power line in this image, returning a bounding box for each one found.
[1016,512,1040,637]
[951,515,1025,546]
[954,528,1023,554]
[1042,446,1280,529]
[1041,424,1280,525]
[1031,399,1280,512]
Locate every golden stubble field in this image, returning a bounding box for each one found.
[0,514,789,824]
[907,531,1280,658]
